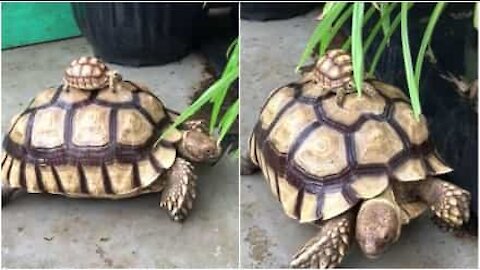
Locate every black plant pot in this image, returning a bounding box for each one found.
[241,3,318,21]
[361,3,478,217]
[72,3,206,66]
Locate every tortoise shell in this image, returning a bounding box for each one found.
[2,80,182,198]
[64,56,109,90]
[249,78,452,223]
[314,49,353,89]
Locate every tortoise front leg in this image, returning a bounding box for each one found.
[417,177,471,228]
[160,158,197,222]
[290,210,355,268]
[335,81,378,107]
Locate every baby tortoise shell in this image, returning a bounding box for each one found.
[2,78,182,198]
[63,56,118,91]
[314,49,353,89]
[249,78,452,223]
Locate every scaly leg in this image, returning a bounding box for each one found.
[291,210,355,268]
[362,81,378,98]
[335,87,347,107]
[160,158,197,222]
[241,135,260,175]
[417,177,470,228]
[335,81,377,107]
[2,185,20,207]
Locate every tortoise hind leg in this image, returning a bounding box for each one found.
[291,210,355,268]
[241,155,259,175]
[160,158,196,222]
[418,177,471,228]
[241,135,260,175]
[2,185,21,207]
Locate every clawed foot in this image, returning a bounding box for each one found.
[160,158,197,222]
[334,81,377,107]
[430,182,470,228]
[291,215,353,268]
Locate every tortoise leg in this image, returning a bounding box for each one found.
[240,154,259,175]
[2,185,21,207]
[160,158,197,222]
[336,81,377,107]
[417,177,471,228]
[291,210,355,268]
[241,135,260,175]
[362,81,378,98]
[335,87,349,107]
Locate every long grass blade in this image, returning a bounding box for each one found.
[342,3,376,51]
[368,3,414,76]
[217,99,239,143]
[320,2,335,20]
[380,3,391,38]
[351,2,365,96]
[364,3,398,54]
[401,2,421,120]
[414,3,446,85]
[210,41,239,132]
[319,5,354,55]
[296,3,347,71]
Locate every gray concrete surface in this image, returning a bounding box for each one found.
[2,38,239,268]
[240,9,478,268]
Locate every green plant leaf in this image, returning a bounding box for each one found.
[380,3,391,38]
[320,2,335,20]
[351,2,365,96]
[401,3,421,120]
[319,5,354,55]
[156,39,239,146]
[414,3,446,85]
[364,3,398,54]
[296,3,347,71]
[217,99,239,143]
[210,40,239,132]
[367,3,414,76]
[342,3,377,51]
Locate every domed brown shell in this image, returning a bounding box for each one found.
[64,56,109,90]
[1,81,182,198]
[250,79,452,223]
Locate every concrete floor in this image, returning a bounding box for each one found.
[240,9,478,268]
[2,38,239,268]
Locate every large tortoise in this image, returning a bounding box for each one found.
[2,56,221,222]
[242,49,471,268]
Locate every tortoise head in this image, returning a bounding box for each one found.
[64,56,121,91]
[313,49,353,89]
[355,198,402,259]
[178,120,222,163]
